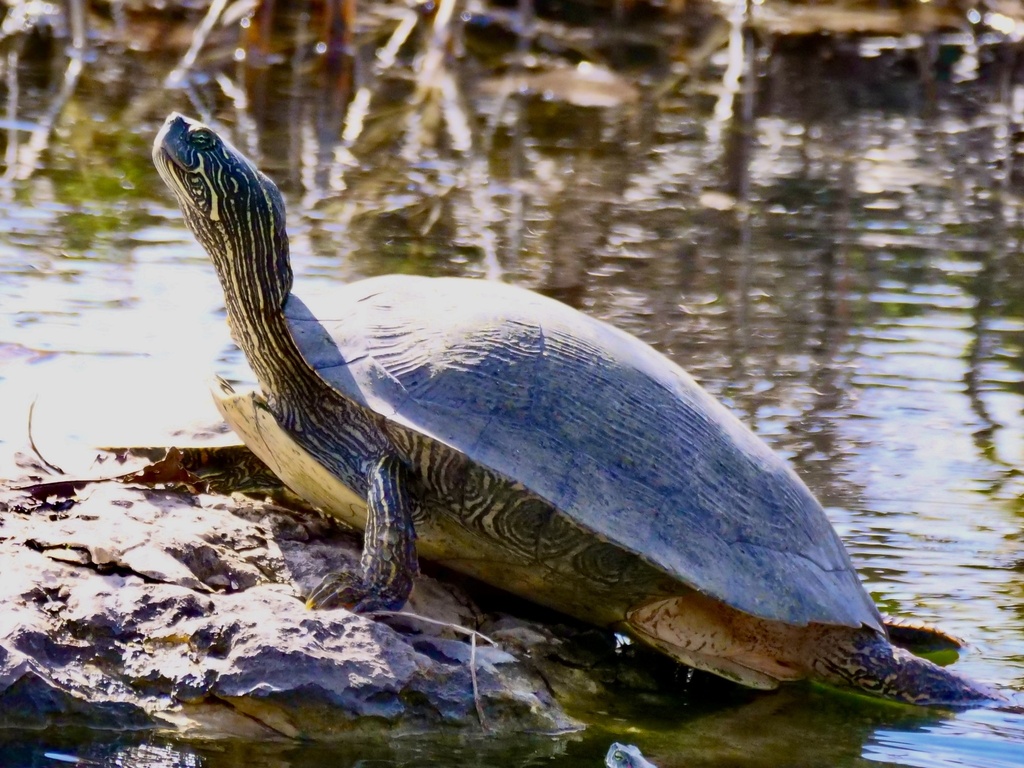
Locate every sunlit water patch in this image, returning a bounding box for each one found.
[1,11,1024,767]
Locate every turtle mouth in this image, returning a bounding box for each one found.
[152,113,211,219]
[152,141,193,210]
[152,113,196,176]
[156,145,185,173]
[152,146,185,190]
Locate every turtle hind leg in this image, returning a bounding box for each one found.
[307,454,419,612]
[810,626,1002,706]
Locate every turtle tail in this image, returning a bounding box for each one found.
[811,626,1001,706]
[883,617,964,655]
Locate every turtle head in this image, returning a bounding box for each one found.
[153,113,292,310]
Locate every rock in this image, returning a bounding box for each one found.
[0,480,579,738]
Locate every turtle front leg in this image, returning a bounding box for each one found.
[306,454,419,612]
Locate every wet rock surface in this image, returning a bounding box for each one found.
[0,475,600,738]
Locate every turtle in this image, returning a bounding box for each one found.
[606,743,658,768]
[152,112,1000,706]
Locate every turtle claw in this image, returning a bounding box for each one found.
[305,571,407,612]
[305,571,362,610]
[306,456,418,612]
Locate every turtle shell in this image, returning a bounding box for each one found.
[285,274,882,632]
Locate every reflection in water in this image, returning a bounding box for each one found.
[0,727,575,768]
[1,4,1024,766]
[865,707,1024,768]
[3,693,1024,767]
[0,734,205,768]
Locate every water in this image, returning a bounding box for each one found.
[1,6,1024,766]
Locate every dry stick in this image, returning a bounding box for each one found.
[339,1,422,142]
[706,0,749,151]
[67,0,87,52]
[367,610,496,645]
[375,11,418,70]
[470,630,487,730]
[26,398,64,475]
[369,609,491,728]
[165,0,232,87]
[3,55,82,182]
[415,0,458,98]
[435,70,503,280]
[4,48,20,184]
[317,1,418,200]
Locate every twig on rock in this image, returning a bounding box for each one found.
[27,398,64,475]
[368,608,492,729]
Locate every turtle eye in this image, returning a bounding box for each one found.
[190,128,215,150]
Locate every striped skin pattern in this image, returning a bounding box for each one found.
[306,455,418,611]
[153,113,1001,706]
[154,114,413,610]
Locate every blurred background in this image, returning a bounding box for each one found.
[2,0,1024,765]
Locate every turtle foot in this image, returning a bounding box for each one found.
[305,570,408,612]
